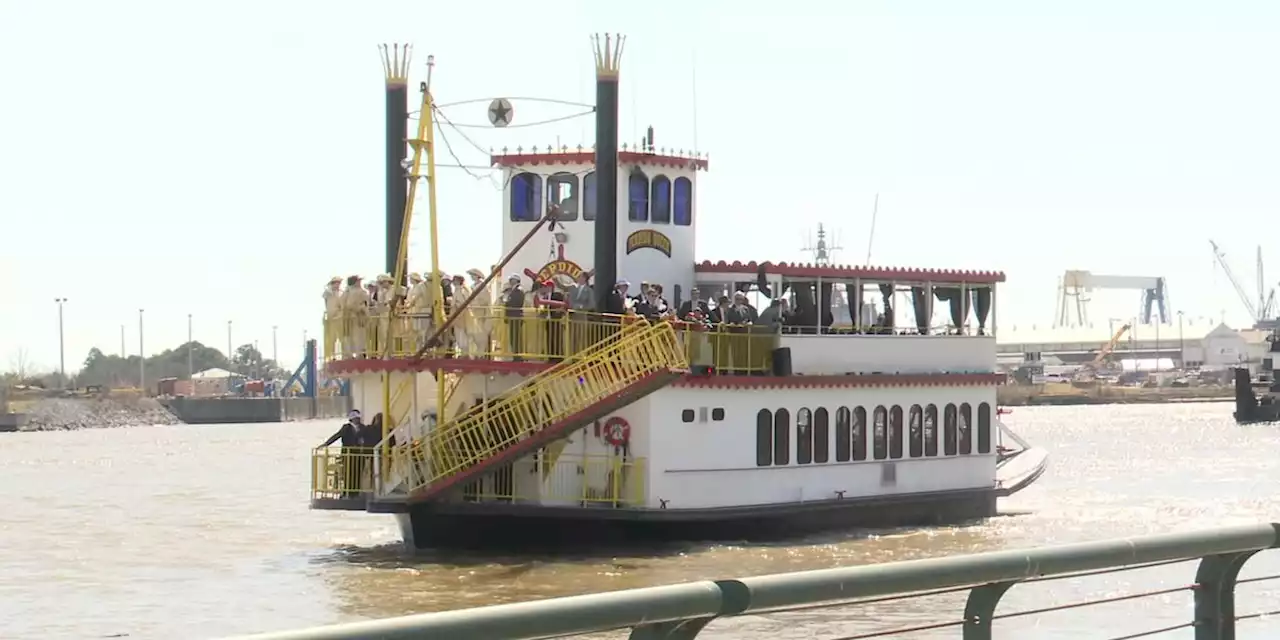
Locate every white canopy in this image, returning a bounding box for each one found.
[192,367,240,379]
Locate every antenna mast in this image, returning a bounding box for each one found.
[802,223,844,266]
[864,193,879,265]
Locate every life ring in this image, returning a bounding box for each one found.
[602,417,630,447]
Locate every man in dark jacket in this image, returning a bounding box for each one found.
[502,276,525,360]
[322,410,365,497]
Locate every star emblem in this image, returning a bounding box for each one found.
[488,98,512,128]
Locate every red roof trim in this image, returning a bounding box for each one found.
[694,260,1006,284]
[326,359,1004,388]
[491,150,709,171]
[325,358,547,377]
[671,373,1006,389]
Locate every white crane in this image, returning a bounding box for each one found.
[1209,240,1276,326]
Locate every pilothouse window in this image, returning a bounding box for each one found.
[650,175,672,224]
[547,172,579,221]
[510,172,542,221]
[583,172,597,221]
[628,170,650,222]
[674,177,693,226]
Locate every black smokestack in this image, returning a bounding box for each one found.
[592,34,624,312]
[382,44,411,280]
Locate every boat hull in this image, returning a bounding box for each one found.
[389,488,998,552]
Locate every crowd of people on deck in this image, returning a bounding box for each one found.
[322,268,804,363]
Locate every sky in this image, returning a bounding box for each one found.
[5,0,1280,373]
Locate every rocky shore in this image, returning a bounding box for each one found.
[20,397,183,431]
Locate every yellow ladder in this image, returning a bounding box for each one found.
[408,321,687,501]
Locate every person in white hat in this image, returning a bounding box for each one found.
[322,277,343,359]
[464,268,492,357]
[340,275,369,357]
[406,271,436,342]
[449,273,472,356]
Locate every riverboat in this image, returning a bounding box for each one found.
[310,37,1048,551]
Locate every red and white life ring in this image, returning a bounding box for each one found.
[602,417,630,447]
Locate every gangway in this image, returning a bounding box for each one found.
[400,321,687,502]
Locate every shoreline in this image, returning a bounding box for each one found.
[998,386,1233,407]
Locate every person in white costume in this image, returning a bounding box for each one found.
[406,271,436,342]
[322,277,343,358]
[340,275,370,357]
[450,274,473,356]
[465,268,491,357]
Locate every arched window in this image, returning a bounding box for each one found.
[510,172,541,221]
[547,172,579,221]
[674,177,693,226]
[583,172,597,221]
[924,404,939,456]
[889,406,904,459]
[958,403,973,455]
[755,409,772,466]
[977,402,993,454]
[796,408,813,464]
[628,170,649,221]
[773,408,790,465]
[943,404,959,456]
[650,175,672,224]
[908,405,924,458]
[813,408,830,463]
[872,406,888,460]
[835,406,851,462]
[852,407,867,461]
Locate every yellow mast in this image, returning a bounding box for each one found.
[420,57,448,430]
[379,51,441,463]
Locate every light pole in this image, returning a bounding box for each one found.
[120,324,125,358]
[54,298,67,387]
[138,308,145,392]
[1177,311,1185,368]
[272,325,278,367]
[227,320,233,371]
[188,313,194,380]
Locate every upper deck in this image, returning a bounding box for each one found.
[320,261,1006,380]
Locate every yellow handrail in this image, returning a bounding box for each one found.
[412,321,686,494]
[325,310,780,373]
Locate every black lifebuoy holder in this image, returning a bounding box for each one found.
[602,417,631,447]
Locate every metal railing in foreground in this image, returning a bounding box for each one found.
[232,523,1280,640]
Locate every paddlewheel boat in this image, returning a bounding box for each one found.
[310,37,1048,551]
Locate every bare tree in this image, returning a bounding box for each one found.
[7,347,31,379]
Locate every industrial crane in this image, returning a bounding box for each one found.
[1209,240,1277,326]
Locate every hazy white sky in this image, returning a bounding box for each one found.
[4,0,1280,372]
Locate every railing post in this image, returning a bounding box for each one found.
[628,617,714,640]
[1194,550,1258,640]
[962,581,1015,640]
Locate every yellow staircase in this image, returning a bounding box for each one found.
[407,321,687,502]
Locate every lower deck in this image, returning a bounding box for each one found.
[313,379,1036,513]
